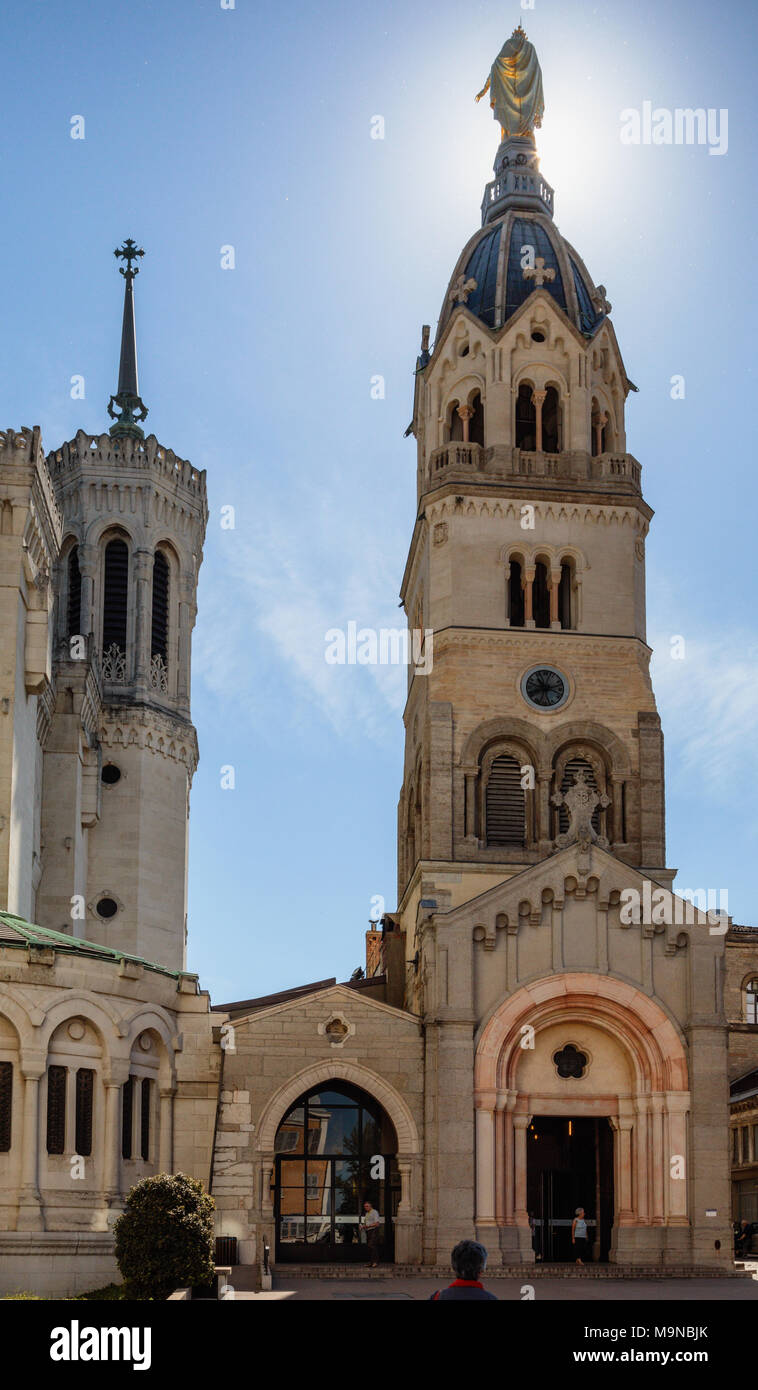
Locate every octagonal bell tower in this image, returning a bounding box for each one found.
[36,242,207,971]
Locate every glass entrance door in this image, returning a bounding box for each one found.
[274,1082,399,1263]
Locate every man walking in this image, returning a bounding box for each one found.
[361,1199,382,1268]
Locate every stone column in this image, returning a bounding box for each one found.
[665,1094,689,1223]
[177,580,195,709]
[464,769,478,840]
[531,390,546,452]
[633,1096,650,1223]
[549,567,561,628]
[77,545,97,640]
[513,1114,531,1225]
[261,1157,274,1216]
[456,403,474,444]
[475,1097,496,1225]
[650,1095,665,1224]
[159,1087,175,1173]
[17,1065,44,1231]
[103,1081,122,1201]
[524,567,535,627]
[132,548,153,687]
[502,1106,516,1224]
[537,771,552,850]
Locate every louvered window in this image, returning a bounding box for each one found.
[67,546,82,638]
[486,755,526,846]
[46,1066,67,1154]
[558,757,601,836]
[75,1068,94,1157]
[122,1076,134,1159]
[0,1061,12,1151]
[151,553,169,663]
[140,1078,151,1161]
[102,539,129,654]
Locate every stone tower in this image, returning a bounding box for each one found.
[397,118,667,943]
[35,241,208,971]
[388,32,730,1268]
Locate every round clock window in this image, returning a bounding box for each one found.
[521,665,569,710]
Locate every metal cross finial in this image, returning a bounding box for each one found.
[114,238,145,282]
[523,256,556,288]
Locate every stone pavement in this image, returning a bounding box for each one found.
[223,1265,758,1301]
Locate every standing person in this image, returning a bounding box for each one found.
[430,1240,498,1301]
[572,1207,589,1264]
[361,1199,382,1268]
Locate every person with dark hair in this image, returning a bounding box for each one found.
[430,1240,498,1300]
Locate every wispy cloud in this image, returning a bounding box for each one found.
[651,625,758,804]
[194,485,408,741]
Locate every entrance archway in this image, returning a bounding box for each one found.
[527,1115,614,1262]
[273,1081,399,1264]
[474,974,690,1263]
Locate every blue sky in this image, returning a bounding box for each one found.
[1,0,755,999]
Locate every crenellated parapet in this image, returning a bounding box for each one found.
[47,430,207,547]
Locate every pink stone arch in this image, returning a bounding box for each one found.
[475,973,688,1095]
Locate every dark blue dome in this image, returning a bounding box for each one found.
[440,212,604,340]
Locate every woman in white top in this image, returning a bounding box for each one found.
[571,1207,588,1264]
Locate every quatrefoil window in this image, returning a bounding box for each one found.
[553,1044,588,1079]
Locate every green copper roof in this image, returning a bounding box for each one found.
[0,911,182,979]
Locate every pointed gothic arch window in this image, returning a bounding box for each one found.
[66,545,82,639]
[485,754,526,847]
[508,560,525,626]
[102,537,129,674]
[151,551,170,693]
[515,383,536,450]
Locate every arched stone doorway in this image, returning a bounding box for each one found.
[474,974,690,1265]
[273,1081,399,1264]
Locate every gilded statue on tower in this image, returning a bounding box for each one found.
[476,24,545,141]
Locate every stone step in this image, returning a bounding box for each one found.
[272,1262,750,1280]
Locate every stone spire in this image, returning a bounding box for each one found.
[108,238,149,439]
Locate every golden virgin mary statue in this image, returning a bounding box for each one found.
[475,25,545,141]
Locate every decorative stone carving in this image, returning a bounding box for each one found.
[317,1013,355,1048]
[101,644,127,683]
[149,653,168,693]
[449,274,477,306]
[551,768,610,850]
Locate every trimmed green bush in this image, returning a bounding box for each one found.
[114,1172,215,1300]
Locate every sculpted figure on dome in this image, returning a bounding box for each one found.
[475,25,545,141]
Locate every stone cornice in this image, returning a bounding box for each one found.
[100,705,199,776]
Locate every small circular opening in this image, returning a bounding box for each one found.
[531,331,545,343]
[96,897,118,920]
[101,764,121,786]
